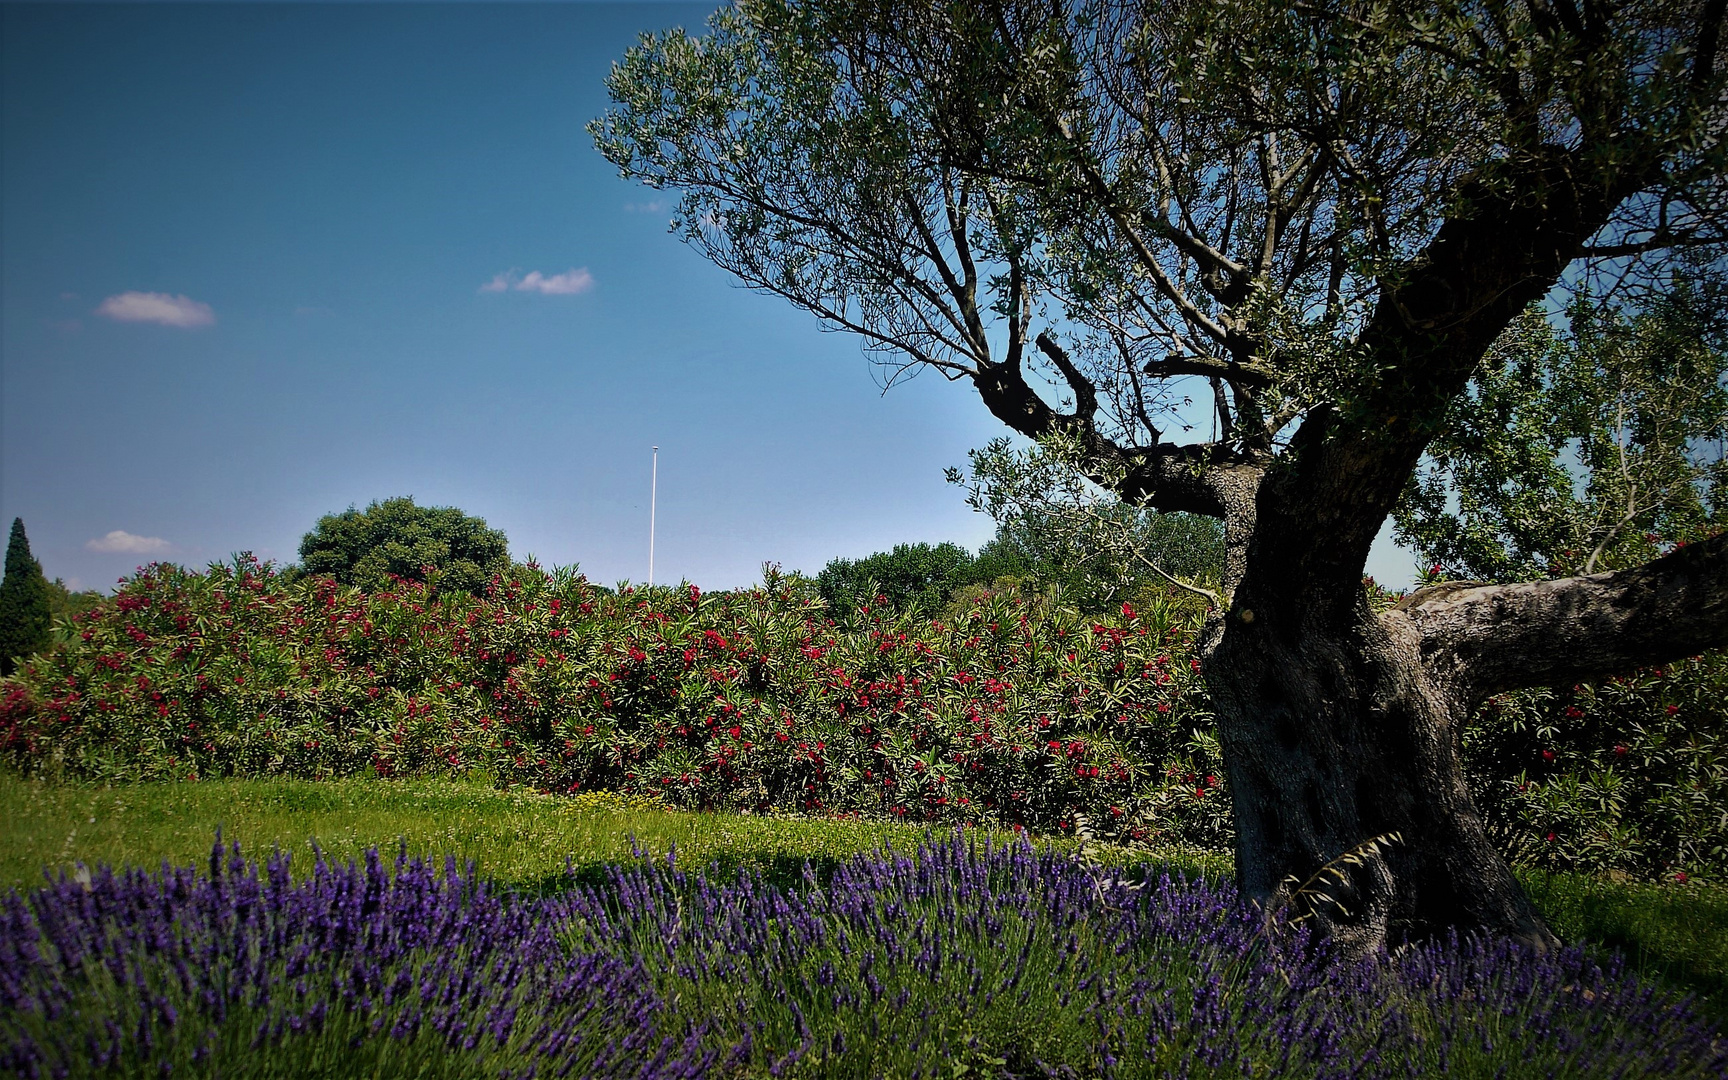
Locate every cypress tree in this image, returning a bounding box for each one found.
[0,518,53,676]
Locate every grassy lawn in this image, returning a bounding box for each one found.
[0,773,1227,894]
[1522,869,1728,1025]
[1,773,1720,1024]
[0,774,976,896]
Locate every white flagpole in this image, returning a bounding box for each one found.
[648,446,658,586]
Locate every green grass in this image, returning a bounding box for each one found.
[1521,868,1728,1025]
[1,774,1720,1023]
[0,773,951,895]
[0,773,1227,895]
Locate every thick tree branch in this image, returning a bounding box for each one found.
[1245,146,1642,602]
[970,350,1257,519]
[1034,332,1099,419]
[1396,532,1728,703]
[1694,0,1726,89]
[1142,355,1275,387]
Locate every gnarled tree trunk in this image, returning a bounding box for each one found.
[1204,590,1552,952]
[1202,526,1728,952]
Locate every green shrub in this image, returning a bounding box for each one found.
[816,541,982,618]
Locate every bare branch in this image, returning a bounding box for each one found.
[1578,231,1728,258]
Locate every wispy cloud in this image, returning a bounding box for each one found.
[623,200,666,214]
[85,530,172,555]
[95,291,215,328]
[479,268,595,296]
[518,269,594,295]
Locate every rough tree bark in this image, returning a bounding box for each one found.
[1205,524,1728,952]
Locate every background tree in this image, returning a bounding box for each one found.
[295,497,511,598]
[816,541,978,617]
[46,578,106,624]
[45,578,106,645]
[594,0,1728,951]
[953,435,1225,611]
[1396,287,1728,583]
[0,519,54,677]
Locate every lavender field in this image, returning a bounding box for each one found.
[3,832,1723,1079]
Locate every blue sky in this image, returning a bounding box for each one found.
[1,1,1419,594]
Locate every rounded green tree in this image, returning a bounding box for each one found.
[817,541,978,618]
[296,497,510,598]
[0,519,54,676]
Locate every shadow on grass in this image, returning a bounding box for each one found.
[1519,868,1728,1028]
[517,839,1236,903]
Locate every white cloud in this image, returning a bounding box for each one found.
[517,268,594,295]
[85,530,172,555]
[624,200,666,214]
[95,291,215,328]
[479,268,595,296]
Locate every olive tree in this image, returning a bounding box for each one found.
[592,0,1728,951]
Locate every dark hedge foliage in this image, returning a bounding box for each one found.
[0,520,52,678]
[1,558,1723,882]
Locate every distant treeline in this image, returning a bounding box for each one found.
[814,513,1223,618]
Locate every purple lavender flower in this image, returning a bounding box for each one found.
[1,832,1722,1079]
